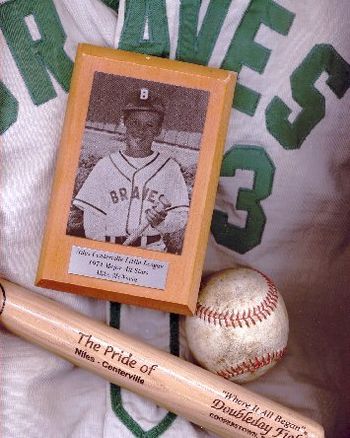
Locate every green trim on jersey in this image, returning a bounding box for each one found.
[109,302,180,436]
[211,146,275,254]
[0,82,18,134]
[0,0,73,106]
[266,44,350,149]
[101,0,119,11]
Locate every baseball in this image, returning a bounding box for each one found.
[185,267,289,383]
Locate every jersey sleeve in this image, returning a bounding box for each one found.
[73,157,110,216]
[155,159,189,234]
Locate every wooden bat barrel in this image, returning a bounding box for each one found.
[0,279,324,438]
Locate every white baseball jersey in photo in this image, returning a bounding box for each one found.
[74,151,189,240]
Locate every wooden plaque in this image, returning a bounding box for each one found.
[36,44,236,315]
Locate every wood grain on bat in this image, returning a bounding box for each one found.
[0,279,324,438]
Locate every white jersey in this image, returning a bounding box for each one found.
[74,150,189,245]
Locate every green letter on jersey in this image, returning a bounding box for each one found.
[176,0,231,65]
[0,0,73,106]
[109,302,178,436]
[119,0,170,57]
[266,44,350,149]
[0,82,18,134]
[211,146,275,254]
[221,0,294,116]
[101,0,119,11]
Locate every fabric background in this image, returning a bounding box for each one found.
[1,1,349,437]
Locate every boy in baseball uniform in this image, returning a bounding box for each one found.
[73,88,190,252]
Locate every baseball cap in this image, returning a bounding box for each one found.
[123,87,165,116]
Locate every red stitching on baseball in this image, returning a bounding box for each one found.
[195,270,279,328]
[216,348,287,380]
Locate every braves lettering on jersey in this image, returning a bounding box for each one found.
[73,149,189,250]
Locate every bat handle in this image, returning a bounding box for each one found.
[123,223,150,246]
[123,195,171,246]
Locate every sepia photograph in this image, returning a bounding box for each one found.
[66,72,209,255]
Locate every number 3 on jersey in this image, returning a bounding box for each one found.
[211,146,275,254]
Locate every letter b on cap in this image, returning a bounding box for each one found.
[140,88,149,100]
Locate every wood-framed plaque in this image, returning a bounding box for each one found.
[36,44,236,315]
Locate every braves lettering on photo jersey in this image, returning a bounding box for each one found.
[74,150,189,241]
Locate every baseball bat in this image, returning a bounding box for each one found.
[123,195,171,246]
[0,279,324,438]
